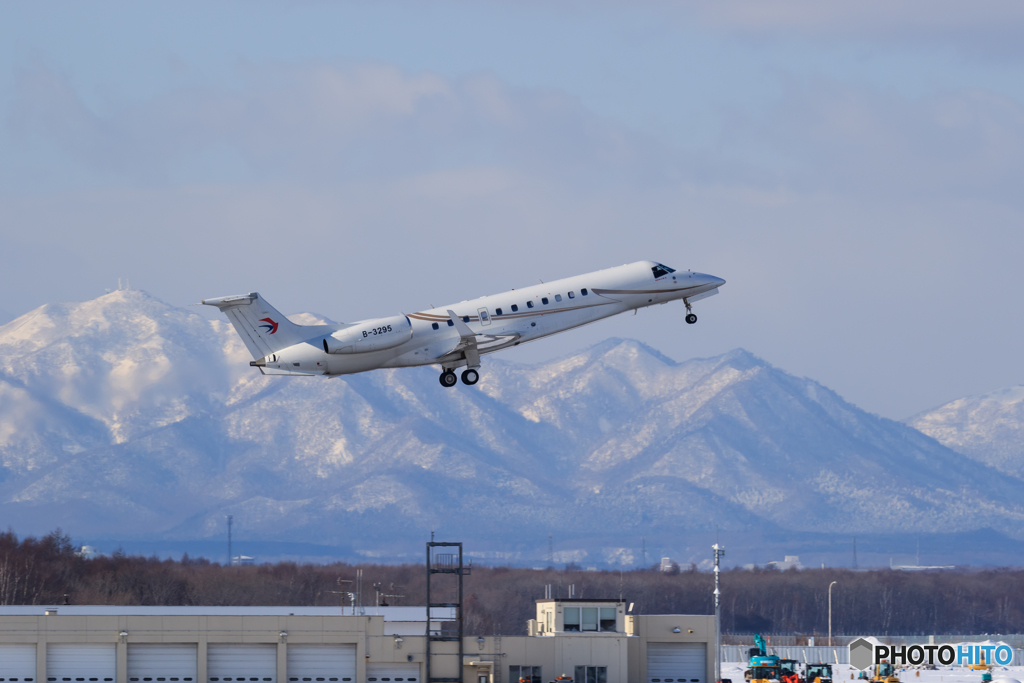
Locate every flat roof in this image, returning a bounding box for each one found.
[0,605,456,620]
[534,599,625,603]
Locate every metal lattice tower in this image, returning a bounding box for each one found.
[426,540,470,683]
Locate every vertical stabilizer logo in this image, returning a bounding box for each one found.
[259,318,279,334]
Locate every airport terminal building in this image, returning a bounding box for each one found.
[0,599,714,683]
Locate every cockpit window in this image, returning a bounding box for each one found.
[652,263,676,278]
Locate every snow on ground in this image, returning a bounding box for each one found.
[721,664,1024,683]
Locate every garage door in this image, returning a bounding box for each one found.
[207,645,277,683]
[286,645,355,683]
[128,644,198,682]
[365,664,420,683]
[0,644,37,681]
[47,644,116,683]
[647,643,705,683]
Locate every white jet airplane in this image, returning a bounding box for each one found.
[203,260,725,387]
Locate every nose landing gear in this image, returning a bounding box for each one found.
[685,301,698,325]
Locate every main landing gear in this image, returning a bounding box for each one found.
[439,368,480,387]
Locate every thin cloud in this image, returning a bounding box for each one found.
[7,62,677,188]
[9,61,1023,208]
[686,0,1024,58]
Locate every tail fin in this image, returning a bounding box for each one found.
[202,292,308,359]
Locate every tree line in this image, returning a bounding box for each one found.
[2,529,1023,635]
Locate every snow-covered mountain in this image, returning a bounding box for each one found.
[908,387,1024,479]
[2,290,1023,565]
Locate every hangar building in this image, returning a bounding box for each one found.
[0,599,714,683]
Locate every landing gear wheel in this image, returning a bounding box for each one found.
[439,370,458,387]
[461,368,480,385]
[685,313,698,324]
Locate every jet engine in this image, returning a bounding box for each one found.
[323,315,413,354]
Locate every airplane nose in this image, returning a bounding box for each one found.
[711,275,726,287]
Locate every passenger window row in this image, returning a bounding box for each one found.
[129,679,193,682]
[492,289,588,317]
[428,289,589,328]
[48,679,111,682]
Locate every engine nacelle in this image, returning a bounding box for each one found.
[323,315,413,354]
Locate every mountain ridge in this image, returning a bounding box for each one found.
[1,290,1022,566]
[908,385,1024,480]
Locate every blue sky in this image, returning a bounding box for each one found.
[1,1,1022,419]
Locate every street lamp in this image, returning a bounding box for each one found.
[828,581,837,647]
[713,544,725,683]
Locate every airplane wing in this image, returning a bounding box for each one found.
[446,309,481,367]
[446,309,476,339]
[442,309,520,367]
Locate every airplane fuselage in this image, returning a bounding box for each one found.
[247,261,724,380]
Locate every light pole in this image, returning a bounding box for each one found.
[713,544,725,683]
[828,581,837,647]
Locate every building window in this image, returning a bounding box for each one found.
[563,607,581,631]
[511,304,519,312]
[574,667,606,683]
[568,291,575,299]
[581,288,588,296]
[555,294,562,302]
[432,323,439,330]
[496,308,503,316]
[527,301,534,308]
[582,607,598,631]
[509,667,541,683]
[600,607,616,631]
[542,297,549,305]
[546,610,553,632]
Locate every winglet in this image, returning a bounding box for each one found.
[446,309,475,339]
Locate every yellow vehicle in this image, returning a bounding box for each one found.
[744,665,781,683]
[869,662,899,683]
[969,651,993,671]
[805,663,832,683]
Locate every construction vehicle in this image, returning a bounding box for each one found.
[804,664,832,683]
[779,660,801,683]
[969,649,993,671]
[869,662,899,683]
[745,635,782,683]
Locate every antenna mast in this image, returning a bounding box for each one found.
[226,515,233,566]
